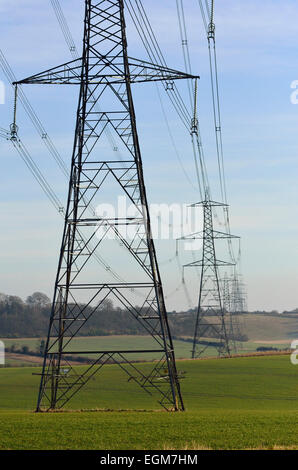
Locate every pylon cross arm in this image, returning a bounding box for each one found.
[14,56,199,86]
[184,259,235,268]
[177,230,239,241]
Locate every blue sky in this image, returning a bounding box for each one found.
[0,0,298,312]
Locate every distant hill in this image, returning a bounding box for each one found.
[239,313,298,342]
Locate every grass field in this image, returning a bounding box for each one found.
[3,335,195,364]
[2,330,293,367]
[2,313,297,368]
[0,355,297,450]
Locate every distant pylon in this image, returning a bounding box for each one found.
[178,192,239,358]
[15,0,198,411]
[230,272,247,314]
[230,271,247,345]
[221,273,238,353]
[174,0,243,359]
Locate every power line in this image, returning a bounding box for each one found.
[0,49,69,178]
[50,0,78,59]
[12,138,64,212]
[125,0,192,129]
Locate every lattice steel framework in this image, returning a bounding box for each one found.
[15,0,198,411]
[178,196,238,358]
[221,273,237,353]
[174,2,241,360]
[230,272,247,315]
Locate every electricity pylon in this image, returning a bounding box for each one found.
[175,2,241,359]
[15,0,198,411]
[230,271,247,314]
[221,273,237,353]
[178,193,238,358]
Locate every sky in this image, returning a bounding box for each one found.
[0,0,298,312]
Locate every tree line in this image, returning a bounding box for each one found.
[0,291,258,340]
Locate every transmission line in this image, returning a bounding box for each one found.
[0,50,69,179]
[195,0,241,270]
[0,60,128,285]
[125,0,191,129]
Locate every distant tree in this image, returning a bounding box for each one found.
[0,293,8,303]
[37,339,46,357]
[97,298,113,312]
[282,308,298,315]
[26,292,50,307]
[256,346,278,352]
[7,296,24,305]
[21,345,30,355]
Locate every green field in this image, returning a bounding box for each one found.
[2,313,297,368]
[0,355,297,450]
[2,331,293,368]
[3,335,195,363]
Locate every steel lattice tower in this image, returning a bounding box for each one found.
[15,0,198,411]
[230,272,247,314]
[222,273,237,353]
[174,3,241,360]
[178,194,238,358]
